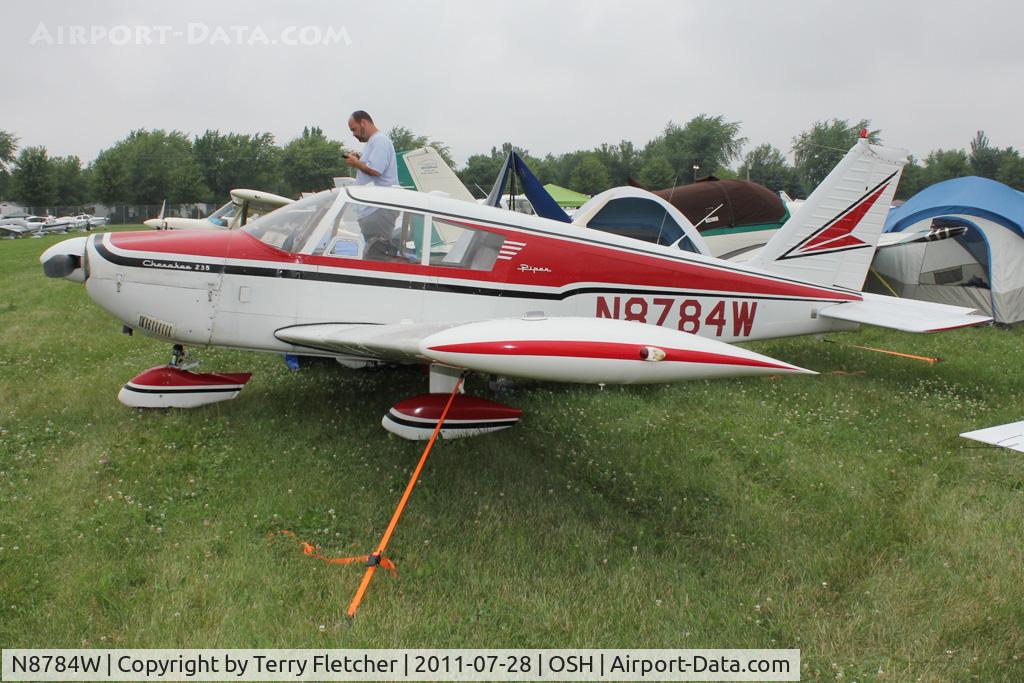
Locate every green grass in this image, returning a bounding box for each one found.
[2,229,1023,680]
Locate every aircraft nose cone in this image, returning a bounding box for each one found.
[40,236,89,282]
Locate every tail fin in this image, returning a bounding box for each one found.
[749,138,907,290]
[158,200,166,220]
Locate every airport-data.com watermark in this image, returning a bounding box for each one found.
[28,23,352,47]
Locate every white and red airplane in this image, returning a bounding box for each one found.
[41,137,990,438]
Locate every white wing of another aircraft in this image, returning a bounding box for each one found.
[145,189,293,230]
[961,421,1024,452]
[397,146,476,202]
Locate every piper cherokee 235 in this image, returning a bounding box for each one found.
[41,137,990,439]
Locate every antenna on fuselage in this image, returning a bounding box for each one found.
[655,175,680,246]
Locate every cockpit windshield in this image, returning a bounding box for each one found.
[208,200,240,226]
[243,190,339,252]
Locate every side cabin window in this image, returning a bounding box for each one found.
[309,201,505,271]
[587,197,700,253]
[428,217,505,270]
[309,202,421,263]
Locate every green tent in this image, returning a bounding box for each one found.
[543,183,591,209]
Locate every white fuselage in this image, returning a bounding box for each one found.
[75,186,860,359]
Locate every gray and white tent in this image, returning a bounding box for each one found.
[868,176,1024,324]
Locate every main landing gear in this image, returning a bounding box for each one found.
[381,364,522,440]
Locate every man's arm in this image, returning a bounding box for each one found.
[345,153,382,176]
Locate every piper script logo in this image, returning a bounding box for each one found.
[517,264,551,274]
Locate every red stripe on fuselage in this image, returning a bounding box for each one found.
[110,229,238,258]
[429,340,794,370]
[111,223,859,302]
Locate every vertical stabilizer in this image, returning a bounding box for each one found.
[749,138,907,290]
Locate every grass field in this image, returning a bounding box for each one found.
[2,228,1023,681]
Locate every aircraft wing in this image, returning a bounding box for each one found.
[275,321,461,361]
[818,291,990,333]
[275,317,814,384]
[230,189,294,213]
[960,421,1024,453]
[0,224,32,237]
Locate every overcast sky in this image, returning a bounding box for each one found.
[5,0,1021,167]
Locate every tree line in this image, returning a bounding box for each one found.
[2,117,1022,210]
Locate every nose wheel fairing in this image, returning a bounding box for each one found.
[118,365,253,409]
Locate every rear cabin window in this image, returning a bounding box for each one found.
[428,218,505,270]
[588,197,700,253]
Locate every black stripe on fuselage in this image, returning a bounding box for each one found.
[122,384,242,394]
[384,411,518,431]
[93,239,853,304]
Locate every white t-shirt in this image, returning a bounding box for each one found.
[354,131,398,188]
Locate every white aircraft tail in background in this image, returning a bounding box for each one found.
[751,134,906,291]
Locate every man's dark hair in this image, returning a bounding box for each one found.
[351,110,373,124]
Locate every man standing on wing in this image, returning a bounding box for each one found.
[346,110,400,258]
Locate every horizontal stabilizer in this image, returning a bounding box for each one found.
[818,292,991,333]
[876,225,967,249]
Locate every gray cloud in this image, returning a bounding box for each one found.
[5,0,1021,165]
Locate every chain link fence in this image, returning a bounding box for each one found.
[5,203,213,224]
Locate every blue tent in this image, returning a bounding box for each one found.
[885,176,1024,238]
[870,176,1024,323]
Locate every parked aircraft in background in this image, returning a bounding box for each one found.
[144,189,293,230]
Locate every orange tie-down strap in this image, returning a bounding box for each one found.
[269,373,465,620]
[268,530,398,575]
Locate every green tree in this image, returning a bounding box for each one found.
[645,115,747,184]
[637,155,675,189]
[792,119,879,191]
[968,130,1000,179]
[90,129,208,204]
[569,154,611,195]
[51,155,88,206]
[895,155,926,200]
[194,130,281,201]
[90,149,129,205]
[457,143,544,197]
[995,149,1024,190]
[921,148,970,186]
[0,130,17,173]
[542,150,587,188]
[280,126,347,196]
[10,146,57,207]
[387,126,454,167]
[738,143,801,195]
[593,141,642,186]
[0,130,19,200]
